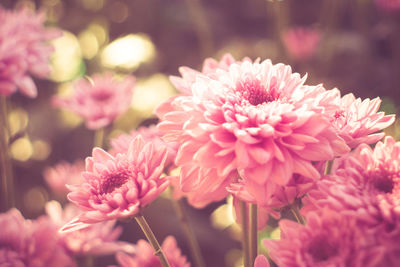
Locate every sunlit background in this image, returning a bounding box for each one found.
[1,0,400,266]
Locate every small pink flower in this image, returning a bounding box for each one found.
[114,236,190,267]
[374,0,400,12]
[0,209,74,267]
[157,57,349,208]
[110,125,178,169]
[52,73,135,130]
[254,255,270,267]
[46,201,134,256]
[282,27,321,61]
[264,209,385,267]
[329,92,394,148]
[0,6,61,98]
[43,160,85,197]
[61,136,170,231]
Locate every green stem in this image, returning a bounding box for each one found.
[76,256,94,267]
[170,193,206,267]
[135,213,171,267]
[324,160,334,175]
[93,128,104,148]
[249,204,258,266]
[0,96,15,210]
[290,205,305,225]
[240,201,250,267]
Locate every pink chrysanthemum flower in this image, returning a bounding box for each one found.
[114,236,190,267]
[282,27,321,61]
[61,136,170,232]
[0,6,61,98]
[0,209,74,267]
[329,91,394,148]
[110,125,178,169]
[374,0,400,12]
[43,160,84,197]
[264,209,385,267]
[157,57,349,208]
[46,201,134,256]
[52,73,135,130]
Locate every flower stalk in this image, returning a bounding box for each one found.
[240,201,250,267]
[170,193,206,267]
[0,96,15,210]
[93,128,105,148]
[134,213,171,267]
[249,203,258,266]
[324,160,334,175]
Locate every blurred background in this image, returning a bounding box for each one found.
[1,0,400,266]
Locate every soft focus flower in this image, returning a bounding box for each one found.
[0,6,61,98]
[329,91,394,148]
[110,125,178,169]
[374,0,400,12]
[157,57,349,208]
[282,27,321,61]
[46,201,134,256]
[264,209,385,267]
[303,136,400,265]
[254,255,270,267]
[61,136,170,231]
[114,236,190,267]
[0,208,74,267]
[43,160,84,197]
[52,73,135,130]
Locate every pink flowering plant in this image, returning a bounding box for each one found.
[2,2,400,266]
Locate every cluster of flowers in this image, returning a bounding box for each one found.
[1,4,400,267]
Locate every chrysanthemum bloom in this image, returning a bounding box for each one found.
[52,73,135,130]
[114,236,190,267]
[329,91,394,148]
[264,209,385,267]
[303,136,400,265]
[61,136,170,232]
[0,6,61,98]
[282,27,321,61]
[110,125,178,169]
[0,209,74,267]
[46,201,134,256]
[157,58,349,208]
[43,160,85,197]
[374,0,400,12]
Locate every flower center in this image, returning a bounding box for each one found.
[91,90,113,101]
[99,172,130,194]
[237,78,279,105]
[334,110,345,119]
[372,175,394,194]
[307,235,338,262]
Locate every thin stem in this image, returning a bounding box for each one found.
[76,256,94,267]
[170,191,206,267]
[135,213,171,267]
[240,201,250,267]
[93,128,104,148]
[290,205,305,225]
[324,160,334,175]
[249,204,258,266]
[183,0,213,57]
[0,96,14,210]
[266,0,289,57]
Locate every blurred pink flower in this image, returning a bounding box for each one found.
[114,236,190,267]
[157,58,349,208]
[43,160,85,197]
[303,136,400,265]
[0,209,74,267]
[329,91,394,148]
[61,136,170,232]
[282,27,321,61]
[254,255,270,267]
[110,125,178,169]
[52,73,135,130]
[46,201,134,256]
[374,0,400,12]
[264,209,385,267]
[0,6,61,98]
